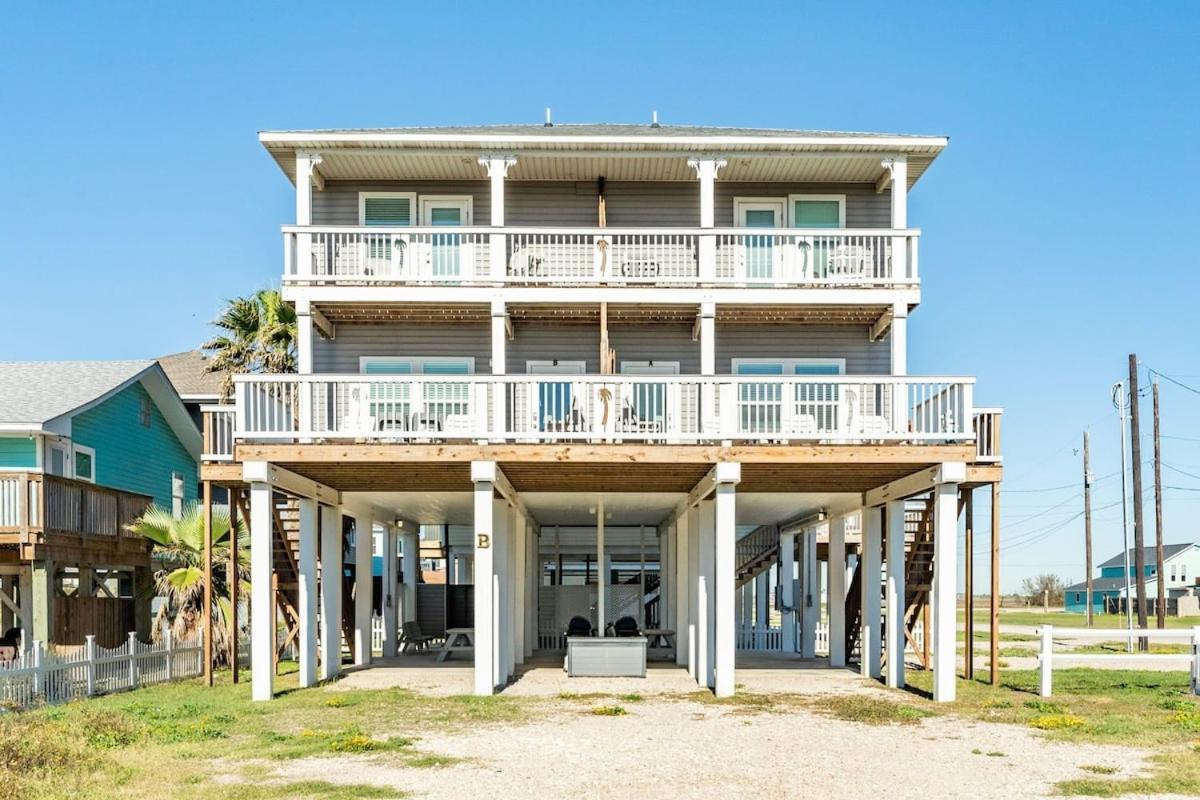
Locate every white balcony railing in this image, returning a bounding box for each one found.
[232,374,973,445]
[973,407,1003,462]
[282,226,919,287]
[201,405,235,461]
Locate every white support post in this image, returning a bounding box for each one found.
[674,515,691,668]
[596,497,606,636]
[890,302,908,377]
[861,506,883,679]
[250,480,274,701]
[780,532,797,653]
[294,151,320,279]
[755,570,769,630]
[472,462,497,695]
[801,529,818,658]
[480,156,515,281]
[507,504,519,674]
[319,504,343,682]
[714,464,739,697]
[699,301,717,435]
[689,157,726,282]
[297,497,318,687]
[353,516,372,667]
[697,499,716,688]
[885,499,907,688]
[687,506,700,678]
[128,631,139,688]
[31,640,43,697]
[828,515,847,668]
[525,518,536,660]
[493,498,509,685]
[85,635,97,695]
[1039,624,1053,697]
[885,156,908,278]
[490,299,507,438]
[381,526,399,657]
[932,480,960,702]
[402,530,418,623]
[1190,626,1200,696]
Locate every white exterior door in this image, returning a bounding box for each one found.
[527,361,586,432]
[620,361,680,434]
[734,199,785,280]
[419,196,473,277]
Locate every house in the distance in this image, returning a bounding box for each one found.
[0,360,202,647]
[1065,543,1200,616]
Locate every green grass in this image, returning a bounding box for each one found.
[804,694,933,726]
[903,667,1200,796]
[0,664,524,799]
[590,705,628,716]
[961,609,1200,629]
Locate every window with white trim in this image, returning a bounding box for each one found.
[787,194,846,228]
[72,444,95,483]
[358,357,474,432]
[359,193,416,226]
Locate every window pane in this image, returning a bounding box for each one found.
[794,200,841,228]
[364,197,411,226]
[361,361,412,375]
[794,363,842,375]
[744,209,777,228]
[430,208,462,226]
[74,451,93,480]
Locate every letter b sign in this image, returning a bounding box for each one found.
[477,533,490,549]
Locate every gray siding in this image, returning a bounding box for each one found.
[311,323,493,373]
[610,325,701,373]
[313,322,886,375]
[714,182,888,227]
[714,324,889,375]
[313,180,889,228]
[507,325,600,373]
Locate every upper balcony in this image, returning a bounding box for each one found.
[262,123,946,300]
[282,225,919,289]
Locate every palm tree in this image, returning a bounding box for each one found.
[128,503,248,665]
[202,288,297,399]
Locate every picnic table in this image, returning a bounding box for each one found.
[642,628,676,652]
[436,627,474,662]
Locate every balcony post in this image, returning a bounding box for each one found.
[490,299,507,440]
[890,302,909,435]
[480,156,516,281]
[883,156,908,279]
[699,301,718,436]
[689,157,726,282]
[295,151,321,279]
[296,301,314,438]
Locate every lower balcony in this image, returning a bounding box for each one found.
[202,375,996,458]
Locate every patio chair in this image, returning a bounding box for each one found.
[566,616,593,638]
[613,616,640,638]
[0,628,21,663]
[399,620,436,653]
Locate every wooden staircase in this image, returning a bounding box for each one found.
[234,491,306,668]
[902,496,936,669]
[843,557,864,658]
[735,525,778,588]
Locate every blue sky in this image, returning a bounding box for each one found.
[1,2,1197,592]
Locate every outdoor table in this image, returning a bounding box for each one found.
[642,628,676,653]
[437,627,474,662]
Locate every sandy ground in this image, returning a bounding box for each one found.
[292,654,1174,798]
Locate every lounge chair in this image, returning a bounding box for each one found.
[399,620,436,653]
[565,616,593,638]
[613,616,640,638]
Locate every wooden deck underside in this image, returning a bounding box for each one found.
[206,443,996,494]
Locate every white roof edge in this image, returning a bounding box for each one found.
[0,424,50,434]
[258,131,949,149]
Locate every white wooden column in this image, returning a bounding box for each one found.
[885,499,907,688]
[697,498,716,688]
[296,497,319,687]
[659,525,672,635]
[490,299,507,438]
[779,531,797,653]
[699,301,717,436]
[890,302,908,377]
[249,481,274,701]
[318,504,342,681]
[294,151,320,279]
[674,515,691,668]
[507,504,520,672]
[353,515,372,666]
[402,530,418,623]
[525,518,537,659]
[755,570,769,629]
[689,157,726,282]
[861,506,884,679]
[828,515,848,668]
[933,479,960,702]
[801,528,819,658]
[480,155,515,281]
[381,525,399,657]
[493,497,509,685]
[686,506,700,678]
[596,498,606,635]
[885,156,908,279]
[472,462,497,695]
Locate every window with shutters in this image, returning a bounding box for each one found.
[359,193,416,262]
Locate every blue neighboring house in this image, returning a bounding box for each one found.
[0,360,202,646]
[1065,543,1200,614]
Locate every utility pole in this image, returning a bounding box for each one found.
[1083,431,1094,627]
[1153,381,1166,629]
[1128,354,1148,650]
[1113,381,1134,651]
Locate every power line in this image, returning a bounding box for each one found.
[1148,368,1200,397]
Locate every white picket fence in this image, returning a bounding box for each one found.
[0,630,205,711]
[1036,625,1200,697]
